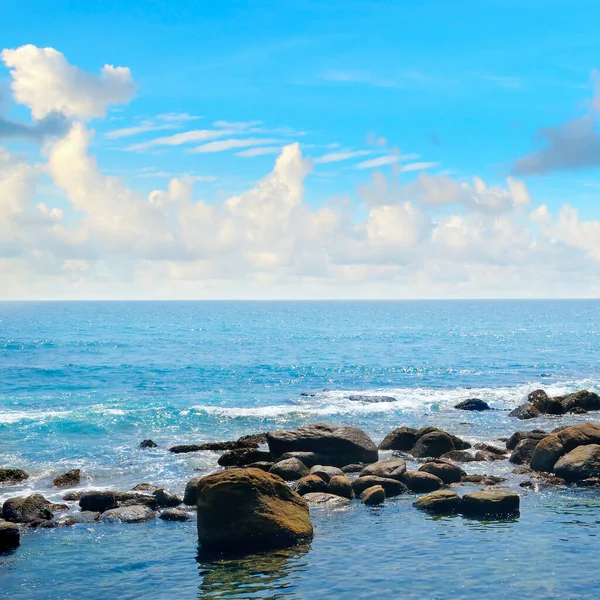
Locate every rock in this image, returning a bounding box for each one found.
[419,460,465,484]
[140,439,158,448]
[79,491,117,513]
[461,475,506,486]
[132,483,160,492]
[402,471,443,493]
[309,465,344,482]
[414,490,462,514]
[169,437,260,453]
[0,468,29,486]
[575,477,600,488]
[410,432,455,458]
[509,403,541,420]
[553,444,600,482]
[454,399,491,411]
[217,449,272,467]
[351,476,409,498]
[460,489,520,517]
[269,458,309,481]
[378,427,418,451]
[275,452,331,468]
[360,485,385,506]
[114,492,157,509]
[2,494,54,524]
[530,423,600,472]
[0,522,20,551]
[183,476,204,506]
[561,390,600,413]
[509,439,539,465]
[474,443,506,456]
[99,505,156,523]
[303,492,351,507]
[346,394,396,403]
[294,475,328,496]
[474,451,506,462]
[245,462,274,472]
[528,390,565,415]
[64,511,99,524]
[360,458,407,481]
[266,423,378,467]
[153,489,182,508]
[440,450,477,462]
[53,469,81,488]
[62,491,83,501]
[341,464,365,473]
[196,468,313,553]
[506,430,547,450]
[237,433,268,446]
[327,475,354,499]
[160,508,192,521]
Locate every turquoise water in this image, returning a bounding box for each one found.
[1,300,600,598]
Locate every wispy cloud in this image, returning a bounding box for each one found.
[401,161,439,172]
[157,112,202,122]
[190,138,284,154]
[355,153,420,169]
[236,146,283,157]
[213,120,263,130]
[314,149,371,164]
[321,70,402,89]
[125,129,236,152]
[105,120,177,139]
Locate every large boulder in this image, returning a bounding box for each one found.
[419,460,465,484]
[2,494,54,524]
[351,476,409,498]
[410,432,455,458]
[561,390,600,413]
[378,427,417,451]
[196,468,313,553]
[414,490,462,514]
[53,469,81,488]
[553,444,600,482]
[269,458,309,481]
[506,430,547,450]
[509,439,539,465]
[99,505,156,523]
[266,423,378,467]
[359,458,407,481]
[0,522,20,551]
[0,468,29,486]
[454,399,491,411]
[460,489,520,517]
[509,403,541,420]
[79,492,117,513]
[528,390,564,415]
[530,424,600,472]
[402,471,443,493]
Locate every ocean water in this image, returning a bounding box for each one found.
[1,300,600,599]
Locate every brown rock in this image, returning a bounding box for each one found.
[402,471,444,493]
[360,485,385,506]
[53,469,81,488]
[327,475,354,499]
[414,490,461,514]
[294,474,328,496]
[378,427,418,451]
[359,458,407,481]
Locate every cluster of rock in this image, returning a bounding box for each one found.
[509,389,600,420]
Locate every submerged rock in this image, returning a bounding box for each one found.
[303,492,351,507]
[79,492,117,513]
[0,468,29,486]
[196,468,313,553]
[160,508,192,522]
[360,485,385,506]
[345,394,396,403]
[402,471,443,493]
[509,403,541,420]
[461,475,506,486]
[460,489,520,517]
[53,469,81,488]
[140,439,158,448]
[454,399,491,411]
[294,475,328,496]
[440,450,477,462]
[528,390,564,415]
[309,465,344,482]
[153,489,182,508]
[474,450,506,462]
[0,522,20,551]
[553,444,600,482]
[414,490,461,514]
[131,483,160,492]
[2,494,54,524]
[352,476,408,498]
[378,426,418,451]
[269,458,309,481]
[360,458,407,481]
[327,475,354,499]
[99,505,156,523]
[266,423,378,467]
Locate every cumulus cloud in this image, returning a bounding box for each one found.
[1,45,135,119]
[0,111,70,142]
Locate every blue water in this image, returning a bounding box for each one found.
[1,300,600,599]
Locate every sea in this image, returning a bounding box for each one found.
[1,300,600,599]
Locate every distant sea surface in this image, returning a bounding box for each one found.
[2,300,600,599]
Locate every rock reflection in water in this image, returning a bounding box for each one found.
[197,544,310,599]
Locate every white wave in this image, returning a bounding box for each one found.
[0,409,72,424]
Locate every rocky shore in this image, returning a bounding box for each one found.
[2,388,600,556]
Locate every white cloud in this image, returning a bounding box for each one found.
[189,138,284,154]
[1,45,135,120]
[236,146,283,157]
[105,120,178,139]
[355,153,420,169]
[125,128,236,152]
[314,150,371,164]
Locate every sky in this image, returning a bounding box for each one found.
[2,0,600,299]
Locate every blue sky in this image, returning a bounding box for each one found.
[1,1,600,298]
